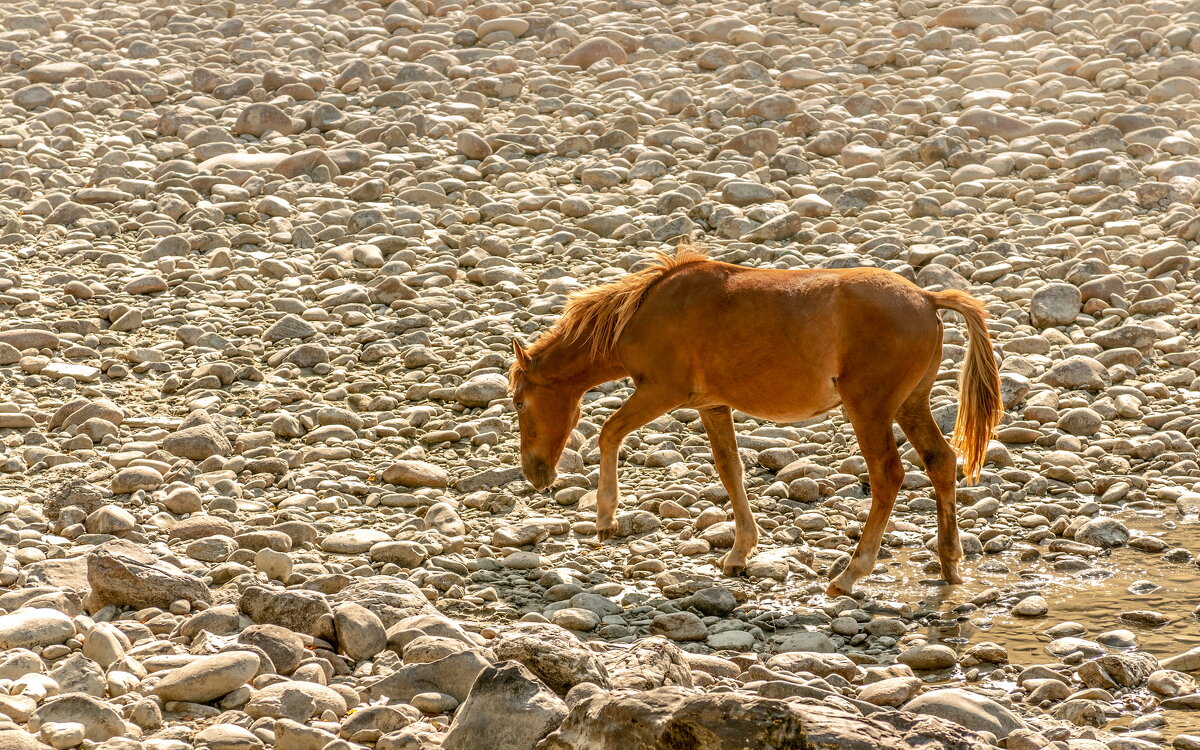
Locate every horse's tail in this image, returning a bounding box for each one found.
[929,290,1002,484]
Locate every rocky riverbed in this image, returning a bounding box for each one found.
[2,0,1200,748]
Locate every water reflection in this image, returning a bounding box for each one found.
[872,511,1200,739]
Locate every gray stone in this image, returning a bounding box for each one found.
[443,662,567,750]
[904,687,1026,739]
[152,651,260,703]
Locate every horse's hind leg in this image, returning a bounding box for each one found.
[897,359,963,584]
[827,400,904,598]
[595,386,677,541]
[700,405,758,576]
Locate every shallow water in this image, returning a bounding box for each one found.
[872,510,1200,739]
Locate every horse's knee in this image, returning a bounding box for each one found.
[872,453,904,495]
[598,428,624,453]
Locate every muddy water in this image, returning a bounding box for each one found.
[869,510,1200,738]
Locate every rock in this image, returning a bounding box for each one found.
[322,529,391,554]
[263,315,316,342]
[124,274,167,294]
[1163,646,1200,672]
[366,649,492,703]
[0,330,59,350]
[649,612,708,642]
[935,5,1016,27]
[726,128,779,156]
[13,84,55,110]
[87,541,212,610]
[897,643,957,670]
[1076,653,1157,689]
[239,586,334,641]
[455,374,509,407]
[858,677,923,707]
[560,38,627,69]
[540,687,989,749]
[442,662,567,750]
[1050,699,1107,727]
[1075,518,1128,548]
[1030,284,1082,328]
[458,131,492,160]
[0,729,53,750]
[245,680,348,720]
[234,103,297,136]
[904,688,1026,739]
[163,424,232,460]
[32,694,125,742]
[339,705,421,743]
[1013,595,1049,617]
[766,652,857,680]
[777,631,836,653]
[327,576,434,628]
[957,108,1031,139]
[1042,356,1109,390]
[1147,669,1194,697]
[382,461,450,488]
[491,623,611,694]
[110,466,163,494]
[0,609,74,650]
[194,724,265,750]
[239,624,306,676]
[152,651,260,703]
[603,638,693,690]
[334,604,387,661]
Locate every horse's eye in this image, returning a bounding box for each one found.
[514,401,525,412]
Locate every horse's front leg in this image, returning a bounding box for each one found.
[700,406,758,575]
[595,386,675,541]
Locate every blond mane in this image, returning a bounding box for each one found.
[510,242,709,385]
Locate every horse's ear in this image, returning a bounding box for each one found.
[512,338,530,368]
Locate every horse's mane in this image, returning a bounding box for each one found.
[510,242,709,384]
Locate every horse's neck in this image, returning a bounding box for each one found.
[537,334,625,391]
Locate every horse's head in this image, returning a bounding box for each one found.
[510,339,579,491]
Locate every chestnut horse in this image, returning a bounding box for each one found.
[509,244,1001,596]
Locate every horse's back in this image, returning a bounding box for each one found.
[616,261,943,418]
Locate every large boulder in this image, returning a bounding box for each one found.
[491,623,611,694]
[539,687,989,749]
[903,688,1026,739]
[86,540,212,611]
[443,662,567,750]
[600,638,693,690]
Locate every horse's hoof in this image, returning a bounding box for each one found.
[825,581,852,598]
[595,526,615,542]
[721,561,747,577]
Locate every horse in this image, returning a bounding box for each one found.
[508,243,1001,597]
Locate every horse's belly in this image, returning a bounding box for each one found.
[736,401,842,424]
[717,383,842,424]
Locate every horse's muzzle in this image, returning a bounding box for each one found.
[524,458,556,491]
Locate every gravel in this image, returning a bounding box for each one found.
[1,0,1200,747]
